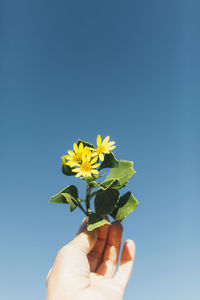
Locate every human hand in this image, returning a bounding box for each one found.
[46,218,135,300]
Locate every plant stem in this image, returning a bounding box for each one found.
[91,174,99,181]
[89,190,98,200]
[86,182,91,212]
[77,201,88,216]
[71,198,88,216]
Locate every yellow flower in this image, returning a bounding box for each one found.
[92,134,116,161]
[63,142,85,168]
[72,150,100,177]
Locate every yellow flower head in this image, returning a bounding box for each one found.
[72,150,100,178]
[63,142,85,168]
[92,134,116,161]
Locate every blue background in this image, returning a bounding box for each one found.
[1,0,200,299]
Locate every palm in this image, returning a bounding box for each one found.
[84,273,123,300]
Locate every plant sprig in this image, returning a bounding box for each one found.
[50,135,138,231]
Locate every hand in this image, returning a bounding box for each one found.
[46,218,135,300]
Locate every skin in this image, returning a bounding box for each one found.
[46,218,136,300]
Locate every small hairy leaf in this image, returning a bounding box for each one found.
[111,192,138,222]
[89,179,120,191]
[77,139,94,149]
[87,212,110,231]
[105,160,136,189]
[50,185,79,212]
[99,178,120,190]
[95,189,120,216]
[99,152,119,171]
[61,193,79,212]
[62,164,74,176]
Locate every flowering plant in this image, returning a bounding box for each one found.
[50,135,138,231]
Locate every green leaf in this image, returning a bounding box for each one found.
[61,193,79,212]
[105,160,136,189]
[50,185,77,204]
[87,212,110,231]
[88,178,120,191]
[99,178,120,190]
[95,189,120,216]
[77,139,94,149]
[50,185,79,212]
[111,192,138,222]
[99,152,119,171]
[62,164,74,176]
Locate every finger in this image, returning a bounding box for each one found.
[114,240,136,289]
[52,219,97,283]
[96,222,123,277]
[88,220,110,272]
[77,217,88,235]
[46,267,52,283]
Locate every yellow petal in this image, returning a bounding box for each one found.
[68,150,74,156]
[91,151,98,157]
[79,142,83,152]
[82,147,89,155]
[107,141,115,146]
[72,168,81,173]
[65,155,73,160]
[73,143,78,154]
[97,134,102,147]
[108,145,116,151]
[75,172,82,177]
[102,136,110,146]
[104,150,110,154]
[83,171,90,177]
[66,161,78,167]
[61,156,66,163]
[91,163,100,168]
[82,154,87,162]
[91,169,99,175]
[86,151,92,161]
[90,156,98,165]
[99,153,104,161]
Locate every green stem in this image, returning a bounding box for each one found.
[91,174,99,181]
[79,203,88,216]
[86,182,91,212]
[85,173,100,213]
[72,199,88,216]
[89,190,98,200]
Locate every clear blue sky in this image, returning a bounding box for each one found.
[1,1,200,299]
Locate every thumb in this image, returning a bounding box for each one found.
[70,218,98,254]
[51,219,97,276]
[47,220,98,296]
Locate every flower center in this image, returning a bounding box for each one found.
[80,162,91,172]
[97,146,105,154]
[73,153,82,163]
